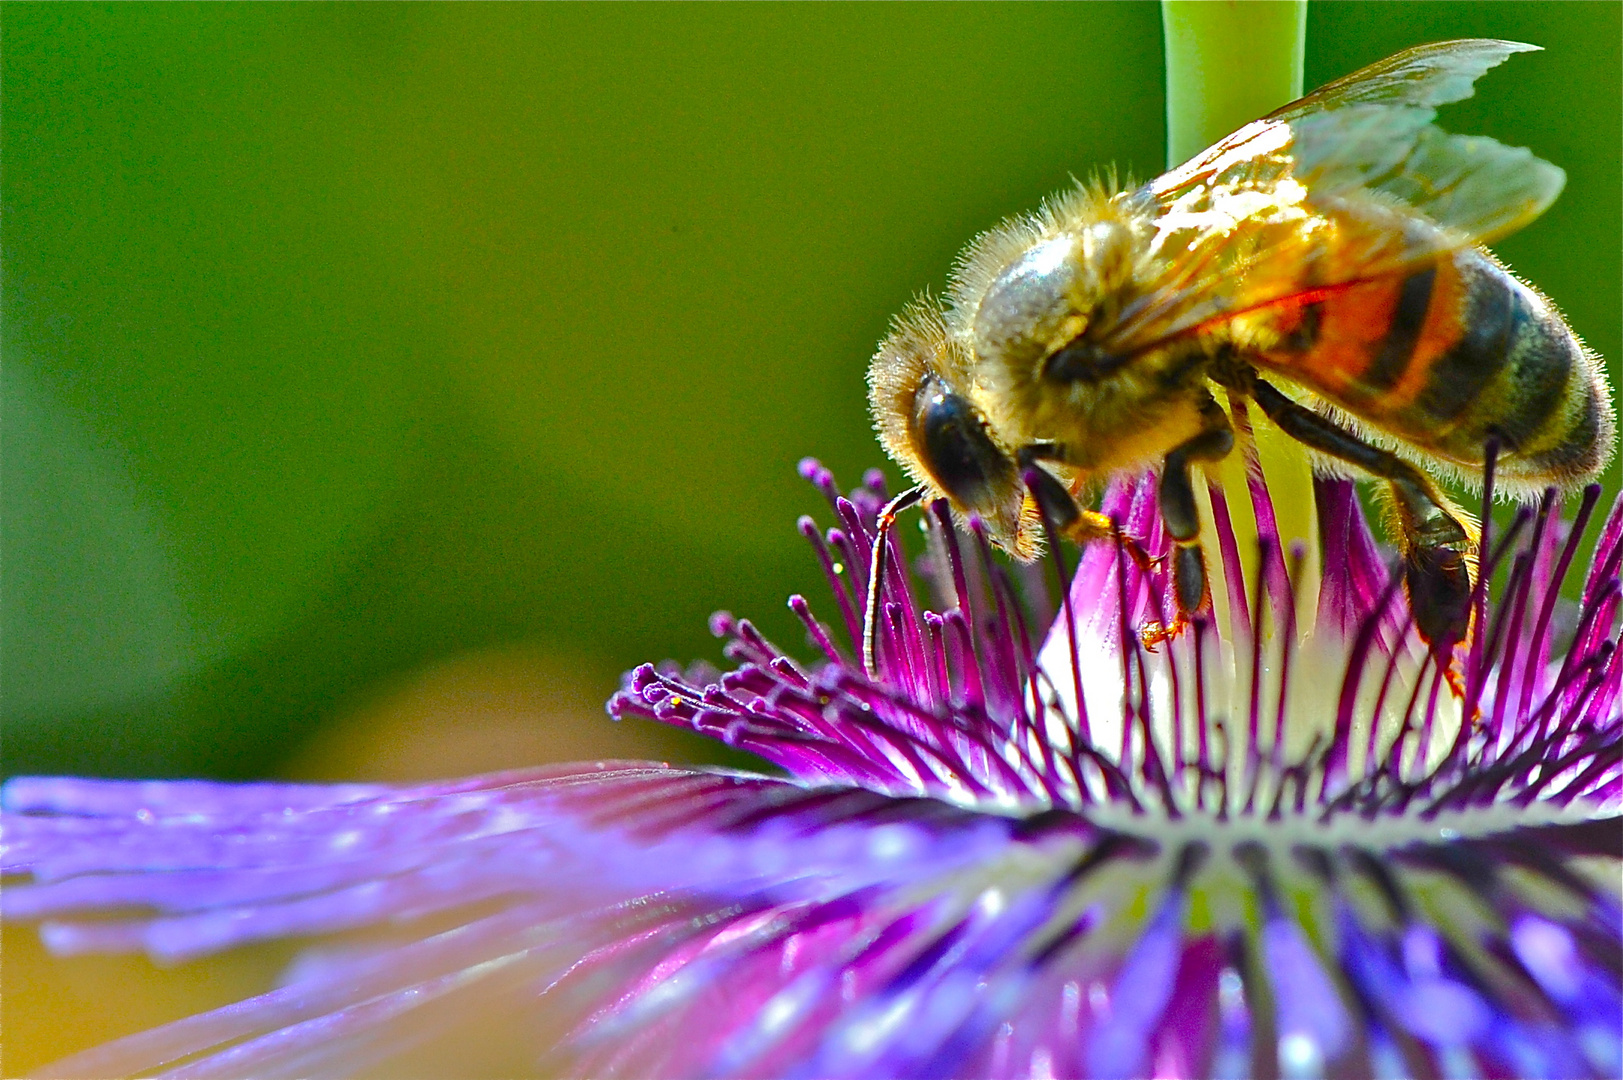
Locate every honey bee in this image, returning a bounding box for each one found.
[866,39,1615,674]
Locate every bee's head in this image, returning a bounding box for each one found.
[868,303,1040,558]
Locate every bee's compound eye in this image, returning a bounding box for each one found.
[972,234,1082,367]
[912,379,1017,513]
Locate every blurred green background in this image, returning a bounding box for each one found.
[4,3,1619,783]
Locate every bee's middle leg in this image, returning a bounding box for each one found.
[1158,393,1236,621]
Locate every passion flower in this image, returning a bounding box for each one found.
[4,448,1619,1079]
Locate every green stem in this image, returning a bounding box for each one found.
[1159,0,1316,635]
[1162,1,1307,166]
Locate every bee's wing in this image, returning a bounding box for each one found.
[1105,40,1564,354]
[1267,38,1541,117]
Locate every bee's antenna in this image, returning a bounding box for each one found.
[863,486,926,680]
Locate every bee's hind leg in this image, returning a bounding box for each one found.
[1151,393,1236,640]
[1248,378,1475,659]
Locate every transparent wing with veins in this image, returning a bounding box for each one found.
[1097,39,1565,357]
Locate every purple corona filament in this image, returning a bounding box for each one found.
[3,445,1619,1080]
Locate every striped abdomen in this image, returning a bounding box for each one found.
[1259,247,1614,488]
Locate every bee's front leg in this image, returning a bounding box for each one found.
[1017,445,1115,546]
[1156,393,1237,624]
[1248,378,1475,658]
[1018,447,1171,582]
